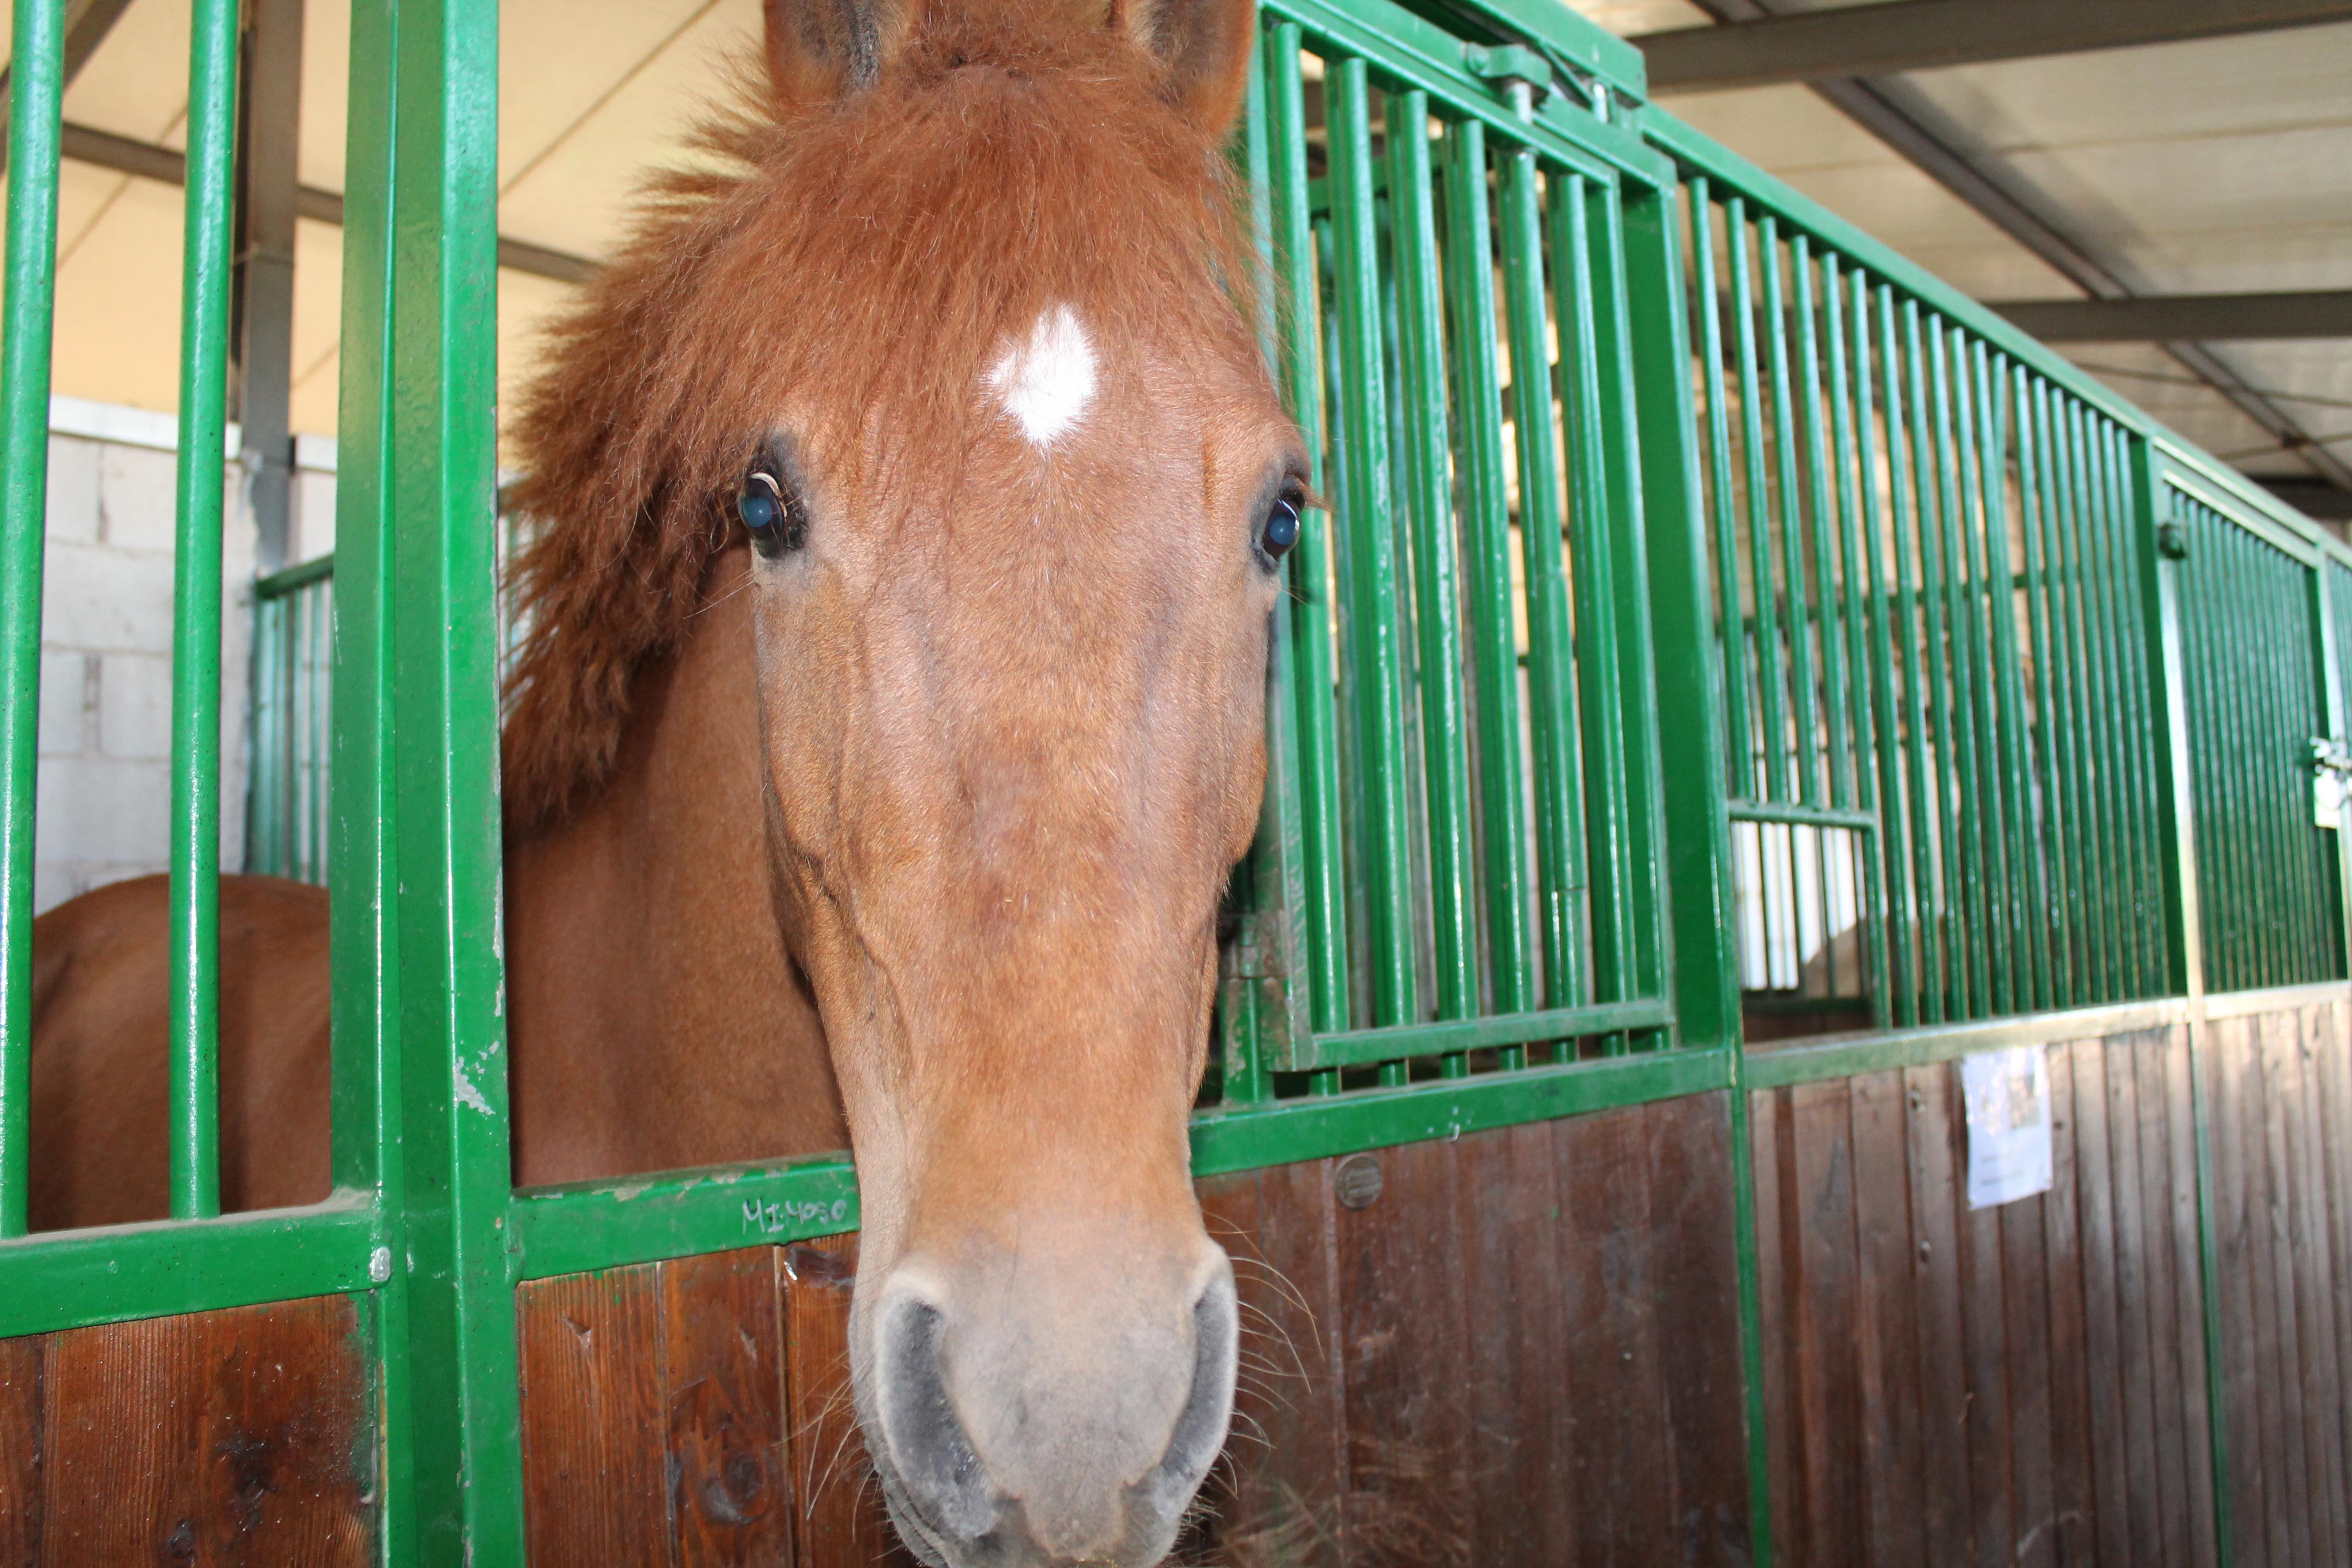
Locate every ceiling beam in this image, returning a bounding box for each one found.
[1676,0,2352,499]
[1987,290,2352,342]
[1638,0,2352,94]
[2260,479,2352,522]
[0,0,138,177]
[55,122,598,286]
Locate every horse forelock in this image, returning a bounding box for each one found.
[498,0,1261,829]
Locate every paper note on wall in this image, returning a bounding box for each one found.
[1962,1045,2054,1210]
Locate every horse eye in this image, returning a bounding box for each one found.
[1257,490,1302,567]
[740,467,806,557]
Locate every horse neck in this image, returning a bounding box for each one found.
[503,549,845,1185]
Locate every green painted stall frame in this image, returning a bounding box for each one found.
[4,0,2351,1560]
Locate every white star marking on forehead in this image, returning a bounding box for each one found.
[986,303,1098,447]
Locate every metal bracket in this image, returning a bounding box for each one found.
[1462,40,1611,120]
[2156,518,2191,560]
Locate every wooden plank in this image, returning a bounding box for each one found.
[2162,1026,2220,1568]
[2102,1033,2163,1565]
[1849,1070,1926,1568]
[2315,1002,2352,1565]
[778,1235,911,1568]
[1641,1093,1752,1565]
[2000,1089,2056,1568]
[0,1332,39,1566]
[1789,1078,1865,1568]
[36,1299,368,1564]
[2040,1041,2102,1566]
[1753,1088,1797,1567]
[40,1309,207,1561]
[1210,1158,1347,1567]
[2283,1007,2351,1563]
[2068,1038,2132,1568]
[2207,1017,2274,1567]
[1557,1101,1676,1568]
[661,1249,792,1567]
[1455,1119,1575,1567]
[2258,1012,2315,1568]
[1333,1134,1473,1564]
[519,1265,674,1567]
[1905,1063,1974,1562]
[2129,1031,2193,1568]
[1954,1068,2013,1568]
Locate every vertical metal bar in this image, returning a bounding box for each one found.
[1326,57,1415,1030]
[1728,200,1788,804]
[1950,331,2014,1013]
[1501,133,1585,1020]
[2049,394,2111,999]
[2067,401,2133,997]
[1444,117,1534,1032]
[2014,370,2073,1010]
[2108,424,2167,992]
[2036,382,2092,1006]
[1923,319,1992,1017]
[1688,183,1755,803]
[1822,258,1896,1025]
[0,0,64,1238]
[1880,286,1942,1022]
[2086,420,2152,993]
[1903,300,1969,1016]
[166,0,241,1221]
[1791,236,1852,813]
[1551,173,1632,1011]
[1974,341,2041,1012]
[1760,220,1822,808]
[1387,92,1476,1027]
[1589,177,1674,1022]
[1264,25,1347,1044]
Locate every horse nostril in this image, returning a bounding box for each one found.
[1141,1266,1239,1522]
[875,1294,998,1546]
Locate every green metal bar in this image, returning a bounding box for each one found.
[1264,24,1348,1042]
[1820,257,1894,1025]
[2097,421,2158,993]
[1904,300,1970,1018]
[0,0,63,1239]
[2065,400,2130,999]
[1389,92,1477,1027]
[2013,369,2074,1011]
[1551,172,1632,1013]
[1792,235,1852,813]
[1442,116,1536,1028]
[2211,523,2266,989]
[1880,285,1943,1023]
[1925,318,1995,1018]
[1688,183,1755,803]
[1727,199,1789,804]
[0,1194,377,1338]
[1746,994,2188,1090]
[1950,330,2015,1014]
[1974,342,2043,1012]
[1326,56,1415,1031]
[328,0,409,1548]
[1227,36,1305,1093]
[1588,177,1674,1020]
[1502,130,1586,1025]
[165,0,241,1221]
[2048,393,2110,999]
[1760,219,1822,810]
[1311,997,1669,1065]
[515,1155,860,1281]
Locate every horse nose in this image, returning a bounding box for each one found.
[869,1252,1238,1567]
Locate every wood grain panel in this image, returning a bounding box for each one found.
[662,1249,792,1567]
[520,1264,674,1566]
[1754,1031,2224,1568]
[0,1295,370,1565]
[779,1235,911,1568]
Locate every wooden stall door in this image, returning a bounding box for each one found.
[519,1096,1754,1568]
[0,1294,375,1566]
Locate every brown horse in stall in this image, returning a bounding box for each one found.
[28,1,1307,1562]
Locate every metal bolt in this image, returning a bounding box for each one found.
[369,1245,394,1283]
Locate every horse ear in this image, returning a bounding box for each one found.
[1115,0,1259,138]
[762,0,911,108]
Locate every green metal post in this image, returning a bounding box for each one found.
[0,0,64,1239]
[1879,285,1943,1023]
[1619,168,1768,1559]
[166,0,241,1221]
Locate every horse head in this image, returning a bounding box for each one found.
[505,1,1298,1561]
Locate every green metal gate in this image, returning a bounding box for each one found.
[7,0,2352,1560]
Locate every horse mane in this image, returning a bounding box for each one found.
[499,0,1259,828]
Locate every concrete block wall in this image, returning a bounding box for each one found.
[31,397,337,915]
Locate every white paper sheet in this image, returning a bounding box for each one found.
[1962,1044,2054,1210]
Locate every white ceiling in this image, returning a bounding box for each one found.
[0,0,2345,491]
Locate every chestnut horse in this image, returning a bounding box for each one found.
[28,1,1306,1563]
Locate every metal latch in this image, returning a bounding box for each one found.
[2311,738,2351,828]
